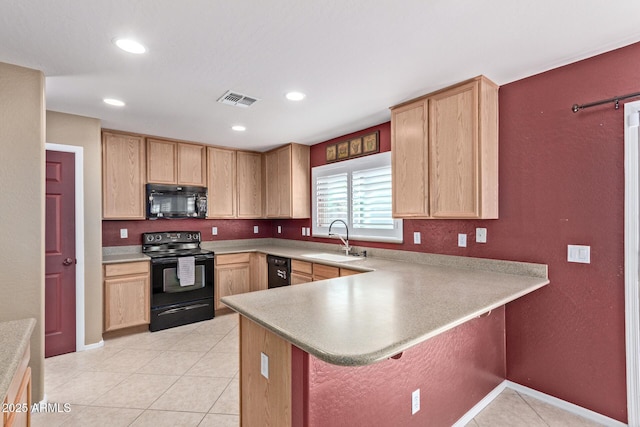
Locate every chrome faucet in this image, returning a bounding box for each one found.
[328,219,351,256]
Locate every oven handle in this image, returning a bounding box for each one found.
[157,303,211,316]
[151,256,213,265]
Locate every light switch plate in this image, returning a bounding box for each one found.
[253,225,259,234]
[277,225,282,234]
[476,228,487,243]
[458,233,467,247]
[261,352,269,379]
[120,228,128,239]
[211,227,218,236]
[413,232,421,244]
[568,245,590,263]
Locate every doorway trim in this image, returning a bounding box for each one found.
[45,143,86,352]
[624,100,640,426]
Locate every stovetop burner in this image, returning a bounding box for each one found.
[142,231,212,259]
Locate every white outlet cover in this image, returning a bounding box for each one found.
[568,245,590,264]
[412,389,420,414]
[476,228,487,243]
[120,228,128,239]
[261,352,269,379]
[277,225,282,234]
[458,233,467,247]
[253,225,259,234]
[212,227,218,235]
[306,227,311,236]
[413,232,421,244]
[302,227,306,236]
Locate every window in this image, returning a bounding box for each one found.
[312,151,403,243]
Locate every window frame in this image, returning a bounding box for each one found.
[311,151,403,243]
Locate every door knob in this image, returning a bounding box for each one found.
[63,258,74,266]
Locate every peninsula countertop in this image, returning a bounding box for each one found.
[218,242,549,366]
[0,318,35,400]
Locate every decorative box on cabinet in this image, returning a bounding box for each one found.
[103,261,150,332]
[391,75,498,219]
[102,131,146,220]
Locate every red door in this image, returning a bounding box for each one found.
[45,150,76,357]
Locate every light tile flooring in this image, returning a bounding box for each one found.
[34,312,603,427]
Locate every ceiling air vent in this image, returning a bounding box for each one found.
[217,90,260,108]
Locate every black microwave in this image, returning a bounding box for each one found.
[146,184,208,219]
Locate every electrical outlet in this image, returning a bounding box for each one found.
[261,352,269,379]
[476,228,487,243]
[306,227,311,236]
[568,245,590,263]
[458,233,467,247]
[211,227,218,236]
[253,225,259,234]
[302,227,306,236]
[412,389,420,415]
[413,232,421,244]
[120,228,128,239]
[277,225,282,234]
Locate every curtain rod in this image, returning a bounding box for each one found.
[572,91,640,113]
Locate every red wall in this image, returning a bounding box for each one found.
[102,219,274,246]
[294,308,506,426]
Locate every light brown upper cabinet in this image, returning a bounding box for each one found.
[147,139,207,186]
[391,75,498,219]
[102,131,146,219]
[236,151,263,218]
[207,147,236,218]
[207,148,264,219]
[264,143,310,218]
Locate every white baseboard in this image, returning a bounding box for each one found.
[452,381,508,427]
[506,381,627,427]
[79,339,104,351]
[452,380,627,427]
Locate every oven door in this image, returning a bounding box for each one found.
[150,254,214,308]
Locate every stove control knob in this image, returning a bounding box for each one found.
[155,234,162,241]
[185,233,191,240]
[146,235,154,242]
[177,233,181,239]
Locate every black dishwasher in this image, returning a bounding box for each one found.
[267,255,291,288]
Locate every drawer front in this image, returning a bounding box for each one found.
[340,268,361,277]
[313,263,339,279]
[216,253,251,265]
[104,261,149,277]
[291,259,312,274]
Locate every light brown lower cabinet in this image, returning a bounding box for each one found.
[312,264,340,281]
[339,268,361,277]
[291,259,362,284]
[240,316,291,427]
[2,344,31,427]
[291,260,312,285]
[103,261,150,332]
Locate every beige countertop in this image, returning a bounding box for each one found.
[0,318,35,399]
[217,241,549,367]
[102,253,150,264]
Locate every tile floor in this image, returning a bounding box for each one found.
[34,312,603,426]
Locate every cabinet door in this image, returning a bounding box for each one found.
[207,147,236,218]
[237,151,263,218]
[104,273,150,332]
[102,132,146,219]
[290,144,310,218]
[147,139,177,184]
[391,101,428,217]
[178,143,206,186]
[277,146,292,217]
[312,263,340,281]
[264,150,280,217]
[340,268,361,277]
[250,253,268,292]
[291,272,312,285]
[215,264,251,310]
[428,81,478,218]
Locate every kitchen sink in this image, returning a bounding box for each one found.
[302,253,365,262]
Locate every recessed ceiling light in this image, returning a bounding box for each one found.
[113,38,146,54]
[232,125,246,132]
[285,91,306,101]
[103,98,125,107]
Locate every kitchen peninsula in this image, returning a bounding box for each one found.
[220,244,548,426]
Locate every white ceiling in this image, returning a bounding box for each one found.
[1,1,639,152]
